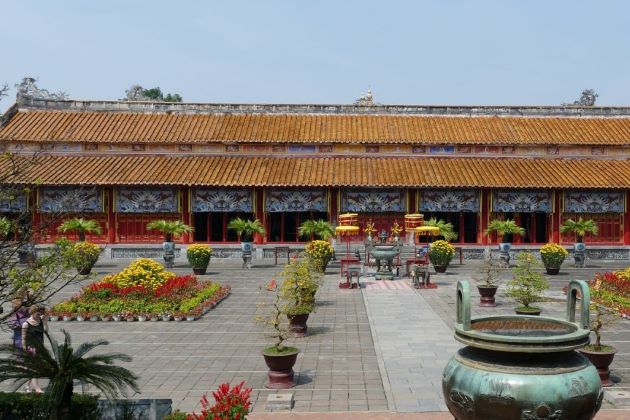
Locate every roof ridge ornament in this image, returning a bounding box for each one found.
[15,77,68,101]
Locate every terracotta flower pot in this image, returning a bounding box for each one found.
[434,265,448,273]
[545,266,560,275]
[262,348,300,389]
[477,286,498,307]
[288,313,310,337]
[193,267,207,275]
[580,347,617,387]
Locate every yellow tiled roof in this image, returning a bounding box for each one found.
[2,110,630,145]
[2,155,629,188]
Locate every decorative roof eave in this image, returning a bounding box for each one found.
[2,156,630,189]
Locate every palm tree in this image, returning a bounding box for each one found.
[560,217,599,242]
[485,219,525,243]
[298,219,334,240]
[423,218,458,242]
[146,220,193,242]
[0,330,139,420]
[227,217,265,242]
[57,218,102,242]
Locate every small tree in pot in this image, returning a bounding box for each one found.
[475,249,502,307]
[57,218,102,242]
[186,244,213,275]
[146,220,193,268]
[560,218,598,268]
[540,243,568,275]
[506,251,549,315]
[485,219,525,267]
[279,257,322,337]
[227,218,265,269]
[256,279,299,389]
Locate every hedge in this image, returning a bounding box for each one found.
[0,392,100,419]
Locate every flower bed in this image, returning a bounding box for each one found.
[594,271,630,318]
[50,259,230,321]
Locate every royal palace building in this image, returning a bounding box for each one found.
[2,92,630,253]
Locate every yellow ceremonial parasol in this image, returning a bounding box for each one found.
[336,225,360,258]
[415,226,441,255]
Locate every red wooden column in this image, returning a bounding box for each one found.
[30,189,40,242]
[255,188,266,244]
[181,187,191,244]
[407,189,416,214]
[552,191,561,243]
[479,189,489,245]
[624,191,630,245]
[107,187,116,243]
[329,188,339,224]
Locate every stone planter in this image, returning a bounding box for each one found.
[545,266,560,275]
[434,265,448,273]
[477,285,498,307]
[515,307,542,316]
[162,241,176,268]
[579,347,617,387]
[241,242,254,269]
[288,313,310,337]
[192,267,207,275]
[262,348,300,389]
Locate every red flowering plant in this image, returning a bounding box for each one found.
[585,271,630,352]
[188,381,252,420]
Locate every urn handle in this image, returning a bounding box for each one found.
[566,280,590,330]
[456,280,471,330]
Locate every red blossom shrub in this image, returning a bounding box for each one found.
[188,381,252,420]
[154,274,198,298]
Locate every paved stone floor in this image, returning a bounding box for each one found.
[1,256,629,418]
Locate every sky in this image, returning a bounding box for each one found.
[1,0,630,109]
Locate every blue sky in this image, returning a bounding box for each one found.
[1,0,629,107]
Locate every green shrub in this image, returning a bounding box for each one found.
[164,410,189,420]
[0,392,100,419]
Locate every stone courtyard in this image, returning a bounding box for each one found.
[1,256,630,418]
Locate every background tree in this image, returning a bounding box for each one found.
[563,89,598,106]
[122,84,183,102]
[298,219,334,240]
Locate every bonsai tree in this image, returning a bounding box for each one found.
[506,252,549,314]
[279,258,322,318]
[57,218,102,242]
[475,249,502,307]
[560,217,599,243]
[298,219,334,240]
[146,220,193,242]
[423,218,457,242]
[485,219,525,243]
[0,330,139,420]
[227,217,265,242]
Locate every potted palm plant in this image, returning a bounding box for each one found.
[560,217,598,268]
[578,271,624,387]
[279,257,322,337]
[146,220,193,268]
[539,243,568,274]
[57,218,102,242]
[227,217,265,269]
[506,251,549,315]
[298,219,334,240]
[256,279,299,389]
[475,249,502,307]
[428,240,456,273]
[485,219,525,267]
[423,218,458,242]
[186,244,213,275]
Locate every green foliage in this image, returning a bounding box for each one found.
[486,219,525,240]
[428,240,456,267]
[0,392,100,419]
[186,244,213,268]
[227,218,265,241]
[560,217,599,242]
[298,219,334,240]
[279,258,321,316]
[0,330,138,419]
[57,218,102,242]
[0,216,13,238]
[476,250,502,287]
[163,410,189,420]
[304,240,334,272]
[506,252,549,309]
[142,87,183,102]
[423,218,457,242]
[146,220,193,241]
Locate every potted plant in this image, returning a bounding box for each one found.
[146,220,193,268]
[298,219,334,241]
[578,271,625,386]
[71,241,101,275]
[560,217,598,268]
[485,219,525,267]
[57,218,102,242]
[279,258,321,337]
[304,240,334,273]
[428,240,456,273]
[423,218,458,242]
[256,278,299,389]
[227,218,265,269]
[506,251,549,315]
[475,249,502,307]
[539,243,568,275]
[186,244,213,275]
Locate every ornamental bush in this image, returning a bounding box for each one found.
[279,257,321,316]
[188,381,252,420]
[72,241,101,270]
[187,244,213,268]
[102,258,176,290]
[507,252,549,310]
[304,240,334,272]
[428,240,455,267]
[539,243,568,268]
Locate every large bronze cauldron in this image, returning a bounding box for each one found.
[442,280,602,420]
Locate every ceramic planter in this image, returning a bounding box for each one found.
[150,316,159,322]
[125,316,135,322]
[174,316,184,322]
[288,313,310,337]
[161,314,172,321]
[62,315,73,322]
[89,315,99,322]
[515,307,542,316]
[112,315,122,322]
[76,316,85,322]
[192,267,207,275]
[137,316,147,322]
[477,285,498,307]
[49,315,60,322]
[545,266,560,275]
[241,241,254,269]
[434,265,448,273]
[186,316,196,321]
[101,316,112,322]
[579,347,617,387]
[262,348,300,389]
